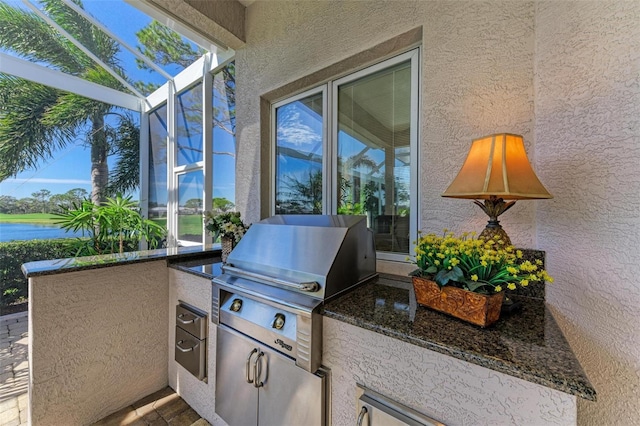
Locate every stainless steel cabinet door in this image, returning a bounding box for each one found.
[258,345,325,426]
[216,327,259,426]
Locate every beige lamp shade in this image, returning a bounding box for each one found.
[442,133,552,200]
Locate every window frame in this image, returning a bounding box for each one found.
[270,48,421,262]
[271,85,328,215]
[141,52,235,247]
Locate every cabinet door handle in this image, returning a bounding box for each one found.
[177,313,196,324]
[253,351,265,388]
[175,340,195,352]
[246,348,258,383]
[357,406,368,426]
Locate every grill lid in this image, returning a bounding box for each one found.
[223,215,376,300]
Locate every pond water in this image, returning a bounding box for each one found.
[0,223,83,242]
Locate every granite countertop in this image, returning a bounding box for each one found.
[169,257,224,278]
[169,259,595,402]
[322,274,596,401]
[22,245,222,278]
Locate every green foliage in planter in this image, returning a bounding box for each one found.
[0,239,70,306]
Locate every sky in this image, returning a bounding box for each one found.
[0,0,195,201]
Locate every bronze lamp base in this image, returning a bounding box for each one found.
[474,195,516,247]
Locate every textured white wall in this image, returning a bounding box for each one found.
[324,318,576,425]
[535,2,640,425]
[28,261,169,425]
[228,0,640,423]
[168,269,227,424]
[236,0,538,247]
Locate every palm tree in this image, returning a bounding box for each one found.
[0,0,133,204]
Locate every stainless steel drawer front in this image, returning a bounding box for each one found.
[176,304,207,340]
[175,302,207,381]
[175,327,206,381]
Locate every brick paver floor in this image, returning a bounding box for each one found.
[0,311,28,426]
[93,387,210,426]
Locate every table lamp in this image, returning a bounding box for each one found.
[441,133,552,246]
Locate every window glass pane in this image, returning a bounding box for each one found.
[275,92,323,214]
[148,104,167,229]
[177,170,203,243]
[177,83,203,166]
[212,62,236,226]
[337,61,412,254]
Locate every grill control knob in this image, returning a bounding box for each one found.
[272,313,285,330]
[230,298,243,312]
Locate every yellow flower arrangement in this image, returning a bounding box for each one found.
[411,230,553,294]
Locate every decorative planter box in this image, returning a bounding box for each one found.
[412,276,504,327]
[221,236,234,263]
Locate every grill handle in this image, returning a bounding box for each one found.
[253,351,265,388]
[357,406,368,426]
[222,265,319,293]
[246,348,258,383]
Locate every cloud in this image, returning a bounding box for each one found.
[4,178,91,185]
[277,110,322,147]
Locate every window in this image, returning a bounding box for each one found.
[211,63,237,232]
[142,57,236,247]
[177,170,204,243]
[335,59,414,254]
[274,89,325,214]
[148,104,168,229]
[176,83,204,166]
[272,50,419,259]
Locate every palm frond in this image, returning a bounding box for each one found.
[40,0,119,67]
[0,76,73,180]
[0,2,89,74]
[107,114,140,195]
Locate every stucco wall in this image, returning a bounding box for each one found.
[235,0,538,248]
[323,318,577,425]
[168,269,226,424]
[28,261,169,425]
[230,0,640,424]
[534,2,640,425]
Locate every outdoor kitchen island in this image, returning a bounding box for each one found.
[22,244,594,426]
[171,256,595,426]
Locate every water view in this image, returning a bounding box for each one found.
[0,223,83,242]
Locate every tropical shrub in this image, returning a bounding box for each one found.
[56,194,166,256]
[0,239,69,307]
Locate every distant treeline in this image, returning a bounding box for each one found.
[0,188,89,214]
[0,189,235,216]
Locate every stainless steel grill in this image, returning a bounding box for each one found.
[212,215,376,426]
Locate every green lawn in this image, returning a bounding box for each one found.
[150,215,203,236]
[0,213,59,224]
[178,214,203,235]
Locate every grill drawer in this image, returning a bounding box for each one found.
[175,302,207,381]
[175,326,206,381]
[176,304,207,340]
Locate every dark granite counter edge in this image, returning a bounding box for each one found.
[22,245,222,278]
[168,259,223,280]
[322,308,595,401]
[169,264,212,280]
